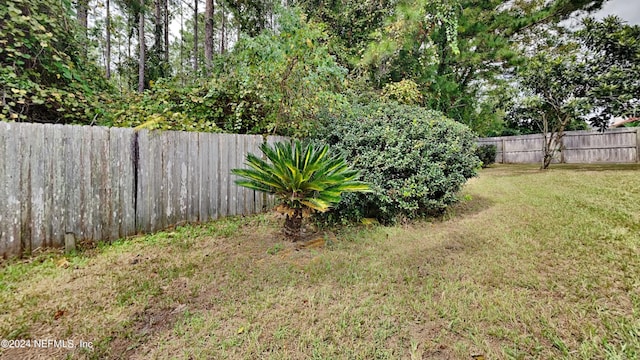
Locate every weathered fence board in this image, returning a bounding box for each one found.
[187,132,198,223]
[0,122,8,257]
[51,126,63,245]
[478,128,639,164]
[218,135,229,218]
[19,125,32,254]
[1,123,285,259]
[211,134,221,220]
[227,135,237,217]
[5,122,22,256]
[198,132,210,222]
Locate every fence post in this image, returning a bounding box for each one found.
[501,138,506,163]
[636,128,640,163]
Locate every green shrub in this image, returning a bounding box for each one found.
[102,7,347,136]
[381,79,423,105]
[311,102,480,224]
[476,144,497,168]
[232,140,370,240]
[1,0,111,124]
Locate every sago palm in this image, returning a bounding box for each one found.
[232,140,370,240]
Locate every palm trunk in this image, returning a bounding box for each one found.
[283,208,303,241]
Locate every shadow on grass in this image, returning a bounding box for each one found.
[440,194,495,221]
[485,163,640,173]
[480,164,543,177]
[550,163,640,171]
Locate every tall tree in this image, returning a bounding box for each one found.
[204,0,214,74]
[507,53,588,169]
[577,16,640,129]
[138,0,145,92]
[106,0,111,79]
[226,0,275,37]
[180,0,185,81]
[148,0,169,79]
[193,0,198,72]
[77,0,89,56]
[220,2,226,54]
[358,0,611,134]
[2,0,110,123]
[153,0,163,56]
[164,0,169,63]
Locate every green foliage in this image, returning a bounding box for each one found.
[232,140,369,238]
[297,0,395,68]
[361,0,459,87]
[506,16,640,166]
[312,102,480,224]
[355,0,608,135]
[381,79,423,106]
[0,0,110,123]
[577,16,640,128]
[218,7,348,136]
[475,144,497,168]
[105,7,348,136]
[103,81,224,133]
[225,0,277,37]
[507,43,595,168]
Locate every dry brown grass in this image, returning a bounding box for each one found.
[1,164,639,359]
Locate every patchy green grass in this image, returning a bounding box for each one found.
[1,164,639,359]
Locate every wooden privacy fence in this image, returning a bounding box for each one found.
[0,122,288,259]
[477,128,640,164]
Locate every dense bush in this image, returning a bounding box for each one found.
[1,0,110,124]
[102,7,347,136]
[476,144,497,168]
[311,102,480,224]
[381,79,423,105]
[103,80,240,133]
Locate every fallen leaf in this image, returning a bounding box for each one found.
[54,309,65,320]
[56,258,70,268]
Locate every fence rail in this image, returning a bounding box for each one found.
[477,128,640,164]
[0,122,288,259]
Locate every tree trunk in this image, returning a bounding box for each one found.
[106,0,111,79]
[77,0,88,29]
[283,208,303,241]
[138,9,145,93]
[541,114,550,169]
[180,0,184,85]
[77,0,88,56]
[154,0,163,53]
[193,0,198,72]
[204,0,214,75]
[164,0,169,63]
[220,4,225,54]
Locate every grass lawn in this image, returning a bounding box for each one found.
[1,164,639,359]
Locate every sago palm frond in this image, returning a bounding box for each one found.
[232,140,370,213]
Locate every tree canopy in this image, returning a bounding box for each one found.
[2,0,636,137]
